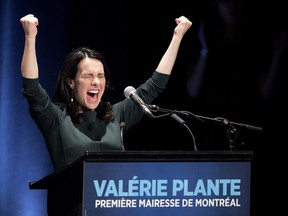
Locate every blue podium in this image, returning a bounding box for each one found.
[29,151,253,216]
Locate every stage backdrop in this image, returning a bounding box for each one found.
[0,1,68,215]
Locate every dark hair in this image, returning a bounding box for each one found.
[52,47,114,123]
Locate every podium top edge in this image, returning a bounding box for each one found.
[29,150,253,190]
[84,150,253,162]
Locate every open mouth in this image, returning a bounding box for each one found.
[87,90,99,101]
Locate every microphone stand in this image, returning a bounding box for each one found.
[215,117,244,151]
[120,122,126,152]
[148,105,262,151]
[187,114,261,151]
[171,113,198,151]
[178,111,262,133]
[148,105,198,151]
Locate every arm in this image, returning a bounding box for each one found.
[156,16,192,75]
[20,14,39,79]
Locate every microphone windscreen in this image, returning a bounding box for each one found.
[124,86,136,98]
[120,122,126,128]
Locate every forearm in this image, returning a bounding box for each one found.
[156,16,191,75]
[155,34,182,75]
[21,37,39,79]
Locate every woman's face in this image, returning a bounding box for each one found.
[68,57,106,111]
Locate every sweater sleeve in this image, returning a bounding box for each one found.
[113,71,170,130]
[22,77,64,138]
[22,77,50,113]
[137,71,170,104]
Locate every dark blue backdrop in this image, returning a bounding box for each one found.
[0,1,69,215]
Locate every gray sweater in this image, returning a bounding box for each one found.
[22,71,169,171]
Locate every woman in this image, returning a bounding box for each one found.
[20,14,192,171]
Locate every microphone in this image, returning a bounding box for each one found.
[124,86,154,118]
[120,122,125,151]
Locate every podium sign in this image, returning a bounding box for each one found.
[83,160,251,215]
[29,151,252,216]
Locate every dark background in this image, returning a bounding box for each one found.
[0,0,286,215]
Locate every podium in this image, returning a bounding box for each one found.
[29,151,253,216]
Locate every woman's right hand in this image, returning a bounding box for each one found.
[20,14,38,37]
[20,14,39,79]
